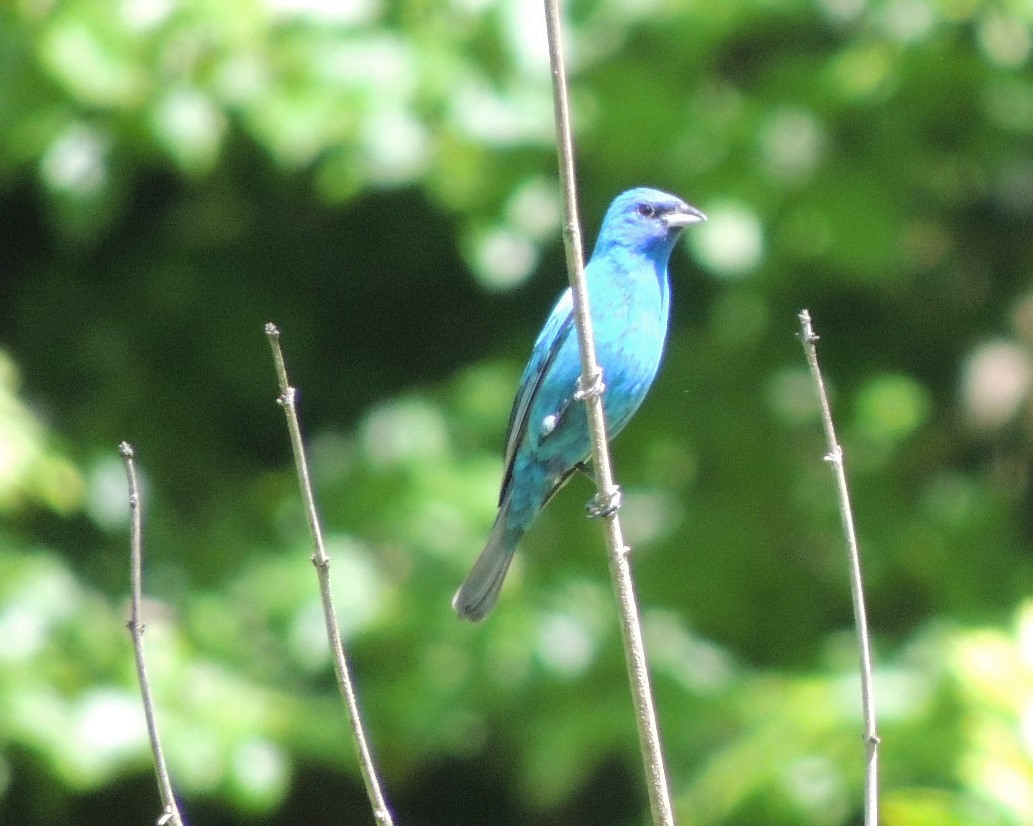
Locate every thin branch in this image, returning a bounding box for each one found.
[119,441,185,826]
[542,3,674,824]
[264,323,395,826]
[797,310,880,826]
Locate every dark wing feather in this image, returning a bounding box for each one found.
[498,289,575,505]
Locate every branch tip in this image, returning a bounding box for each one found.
[797,309,820,345]
[268,325,395,824]
[121,443,184,826]
[797,310,879,826]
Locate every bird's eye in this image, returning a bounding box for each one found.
[637,203,656,218]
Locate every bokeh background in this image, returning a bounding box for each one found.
[3,0,1033,823]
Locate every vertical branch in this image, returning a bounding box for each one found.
[797,310,880,826]
[264,323,395,826]
[543,3,675,825]
[119,441,185,826]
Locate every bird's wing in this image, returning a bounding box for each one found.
[498,288,576,505]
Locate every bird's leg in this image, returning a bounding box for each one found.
[586,485,622,519]
[578,462,622,517]
[574,371,618,516]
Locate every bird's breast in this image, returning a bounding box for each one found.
[589,276,669,428]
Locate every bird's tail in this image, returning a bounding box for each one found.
[452,498,522,622]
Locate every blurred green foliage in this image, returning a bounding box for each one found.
[3,0,1033,823]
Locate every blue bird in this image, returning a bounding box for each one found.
[453,187,705,621]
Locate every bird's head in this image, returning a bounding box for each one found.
[594,187,706,263]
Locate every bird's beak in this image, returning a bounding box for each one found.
[664,204,707,228]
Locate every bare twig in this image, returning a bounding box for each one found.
[797,310,879,826]
[542,3,674,824]
[264,323,395,826]
[119,441,185,826]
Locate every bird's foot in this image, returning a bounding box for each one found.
[574,370,605,401]
[586,485,622,519]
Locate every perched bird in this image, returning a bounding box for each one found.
[453,187,705,621]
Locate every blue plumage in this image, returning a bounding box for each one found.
[453,188,705,621]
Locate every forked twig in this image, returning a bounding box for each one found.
[119,441,185,826]
[797,310,879,825]
[542,2,675,824]
[264,323,395,826]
